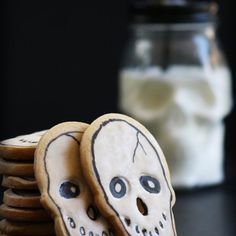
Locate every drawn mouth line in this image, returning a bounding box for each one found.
[123,212,167,235]
[67,216,112,236]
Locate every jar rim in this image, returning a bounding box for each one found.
[129,2,218,24]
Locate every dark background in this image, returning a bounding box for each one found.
[1,0,235,183]
[1,1,236,235]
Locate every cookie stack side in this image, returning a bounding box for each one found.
[0,131,55,236]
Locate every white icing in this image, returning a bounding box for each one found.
[93,120,176,235]
[45,134,110,236]
[148,180,155,189]
[119,66,233,188]
[115,183,122,193]
[71,186,77,194]
[0,130,47,147]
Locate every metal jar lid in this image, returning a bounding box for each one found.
[129,0,218,23]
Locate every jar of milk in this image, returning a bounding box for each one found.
[119,1,233,188]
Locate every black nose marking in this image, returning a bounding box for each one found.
[137,197,148,216]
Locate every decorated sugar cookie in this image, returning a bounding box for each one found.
[34,122,114,236]
[3,189,41,208]
[0,130,47,160]
[80,114,177,236]
[0,204,51,222]
[0,159,34,177]
[1,175,38,190]
[0,219,55,236]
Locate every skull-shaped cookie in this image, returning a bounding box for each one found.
[34,122,113,236]
[80,114,177,236]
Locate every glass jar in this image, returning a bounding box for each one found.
[118,2,233,189]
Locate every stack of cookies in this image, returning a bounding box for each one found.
[0,113,178,236]
[0,131,55,236]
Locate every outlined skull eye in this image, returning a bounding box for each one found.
[59,181,80,199]
[109,177,127,198]
[68,217,76,228]
[140,176,160,194]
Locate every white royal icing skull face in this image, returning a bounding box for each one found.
[92,119,176,236]
[120,67,233,187]
[45,132,113,236]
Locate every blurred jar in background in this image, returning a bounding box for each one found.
[118,0,233,189]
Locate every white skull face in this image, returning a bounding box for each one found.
[45,132,113,236]
[120,67,233,187]
[92,119,176,235]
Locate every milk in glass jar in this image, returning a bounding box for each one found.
[118,1,233,188]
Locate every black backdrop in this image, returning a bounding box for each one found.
[1,0,236,183]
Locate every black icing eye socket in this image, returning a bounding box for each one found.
[87,205,100,221]
[109,177,127,199]
[59,181,80,199]
[139,176,161,194]
[68,217,76,228]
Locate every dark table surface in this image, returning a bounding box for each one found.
[174,184,236,236]
[1,183,236,235]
